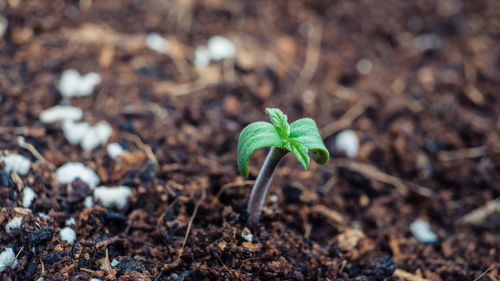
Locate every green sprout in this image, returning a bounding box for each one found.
[237,108,330,223]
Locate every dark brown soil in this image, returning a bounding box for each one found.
[1,0,499,280]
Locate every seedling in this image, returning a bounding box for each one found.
[237,108,329,223]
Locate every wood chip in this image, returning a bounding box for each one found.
[394,269,432,281]
[461,198,500,226]
[336,228,365,252]
[311,204,346,225]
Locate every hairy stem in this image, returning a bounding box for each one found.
[247,147,287,223]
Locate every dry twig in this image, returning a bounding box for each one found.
[80,268,97,274]
[212,180,255,204]
[96,236,123,248]
[321,103,366,138]
[294,21,322,92]
[157,196,187,226]
[155,78,219,97]
[0,126,27,135]
[18,138,55,169]
[394,269,432,281]
[9,247,23,268]
[213,251,235,279]
[437,145,488,161]
[311,204,346,225]
[179,189,206,258]
[124,133,159,171]
[472,264,496,281]
[331,159,434,198]
[40,257,45,276]
[461,198,500,226]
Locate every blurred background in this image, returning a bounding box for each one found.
[1,0,499,279]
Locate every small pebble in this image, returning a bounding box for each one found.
[111,259,120,267]
[410,219,438,243]
[207,36,236,60]
[58,69,101,98]
[59,227,76,245]
[1,154,31,175]
[56,162,100,189]
[145,33,169,53]
[5,217,22,233]
[0,248,17,272]
[22,187,36,208]
[356,59,373,75]
[39,105,83,124]
[107,143,125,159]
[335,130,359,158]
[94,186,131,209]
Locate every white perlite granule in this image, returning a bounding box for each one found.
[65,217,76,226]
[1,154,31,175]
[22,187,36,208]
[145,33,169,53]
[59,227,77,245]
[335,130,359,158]
[39,105,83,124]
[56,162,100,189]
[62,120,112,151]
[410,219,438,243]
[207,36,236,60]
[0,248,17,272]
[58,69,101,98]
[83,196,93,208]
[194,36,236,68]
[5,217,22,233]
[107,143,125,159]
[62,121,91,144]
[194,45,211,68]
[94,186,131,209]
[80,121,112,151]
[241,228,253,242]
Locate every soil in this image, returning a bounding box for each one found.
[1,0,499,280]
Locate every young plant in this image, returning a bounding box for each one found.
[237,108,329,223]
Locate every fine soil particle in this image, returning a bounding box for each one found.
[68,179,92,204]
[1,0,500,280]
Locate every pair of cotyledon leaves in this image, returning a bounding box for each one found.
[237,108,330,178]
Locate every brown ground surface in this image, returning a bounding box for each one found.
[1,0,499,280]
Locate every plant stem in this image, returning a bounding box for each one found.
[247,146,287,223]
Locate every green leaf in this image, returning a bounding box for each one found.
[237,121,284,178]
[289,139,310,170]
[265,108,290,140]
[289,118,330,165]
